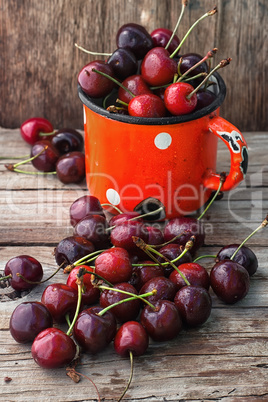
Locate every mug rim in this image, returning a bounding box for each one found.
[78,71,226,126]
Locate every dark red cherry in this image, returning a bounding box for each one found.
[129,260,164,291]
[157,243,192,277]
[164,82,197,115]
[31,327,76,369]
[30,140,59,172]
[180,53,208,84]
[41,283,79,323]
[78,60,115,98]
[110,220,149,252]
[107,48,138,80]
[54,235,95,268]
[114,321,149,357]
[20,117,54,145]
[73,306,117,354]
[109,212,142,227]
[56,151,85,184]
[99,282,141,322]
[118,74,152,104]
[169,262,210,290]
[74,214,110,249]
[128,93,166,118]
[95,247,132,284]
[146,225,164,245]
[66,265,100,305]
[139,276,177,304]
[69,195,104,227]
[116,23,154,60]
[141,47,177,86]
[174,285,212,327]
[9,301,53,343]
[140,300,182,341]
[4,255,43,291]
[151,28,180,54]
[51,128,84,154]
[210,260,250,304]
[195,89,217,110]
[215,244,258,276]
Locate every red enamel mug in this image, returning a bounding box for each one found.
[78,72,248,219]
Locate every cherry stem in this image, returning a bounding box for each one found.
[187,58,232,99]
[101,204,123,214]
[39,130,57,137]
[0,274,12,282]
[66,367,101,401]
[75,42,112,57]
[7,146,48,169]
[230,214,268,260]
[170,6,218,58]
[63,249,107,273]
[197,172,226,220]
[16,262,65,284]
[0,155,29,160]
[92,69,135,98]
[66,275,83,336]
[149,231,189,249]
[117,350,134,402]
[165,0,188,51]
[98,285,157,310]
[116,98,129,107]
[193,254,217,263]
[183,72,207,83]
[177,48,218,82]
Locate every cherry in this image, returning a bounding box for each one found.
[95,247,132,284]
[146,225,164,246]
[116,23,154,60]
[9,301,53,343]
[128,93,167,118]
[51,128,84,155]
[41,283,79,323]
[31,327,76,369]
[78,60,115,98]
[141,47,177,86]
[73,306,117,354]
[179,53,208,84]
[69,195,104,227]
[140,300,183,342]
[20,117,54,145]
[110,220,149,252]
[215,244,258,276]
[56,151,85,184]
[164,82,197,115]
[150,28,180,54]
[109,212,142,227]
[210,261,250,304]
[107,48,138,80]
[66,265,100,305]
[157,243,192,277]
[174,285,212,327]
[54,235,95,268]
[195,89,216,110]
[30,140,60,172]
[114,321,149,357]
[99,282,141,322]
[169,262,210,290]
[129,261,164,291]
[74,214,111,249]
[139,276,177,304]
[4,255,43,291]
[118,74,152,104]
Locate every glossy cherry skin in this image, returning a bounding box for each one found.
[99,282,141,322]
[128,93,167,118]
[74,214,110,249]
[4,255,43,291]
[114,321,149,357]
[151,28,180,54]
[210,260,250,304]
[141,47,177,86]
[95,247,132,284]
[139,276,177,304]
[164,82,197,115]
[195,89,216,111]
[216,244,258,276]
[51,128,84,154]
[163,217,205,255]
[110,220,149,252]
[118,74,152,104]
[41,283,79,323]
[73,306,117,354]
[66,265,100,305]
[146,225,164,245]
[157,243,192,277]
[174,285,212,327]
[109,212,142,227]
[140,300,182,341]
[54,235,95,268]
[169,262,210,291]
[9,301,53,343]
[31,327,76,369]
[180,53,208,84]
[129,260,164,291]
[69,195,104,227]
[30,140,60,172]
[78,60,115,98]
[107,48,138,80]
[116,23,154,60]
[20,117,54,145]
[56,151,85,184]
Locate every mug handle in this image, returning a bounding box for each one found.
[203,115,248,191]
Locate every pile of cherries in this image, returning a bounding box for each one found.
[77,5,228,118]
[5,117,85,185]
[4,192,266,399]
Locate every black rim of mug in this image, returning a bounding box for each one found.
[78,71,226,126]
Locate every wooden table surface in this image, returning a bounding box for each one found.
[0,127,267,402]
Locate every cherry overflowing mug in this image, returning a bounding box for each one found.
[78,72,248,219]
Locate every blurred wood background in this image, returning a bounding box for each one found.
[0,0,267,131]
